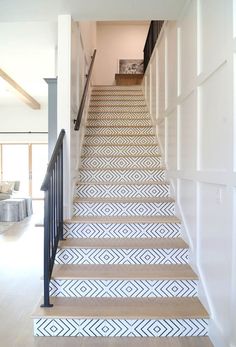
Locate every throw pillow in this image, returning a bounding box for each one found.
[0,181,15,194]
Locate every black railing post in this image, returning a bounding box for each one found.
[41,189,53,307]
[143,21,164,73]
[40,129,65,308]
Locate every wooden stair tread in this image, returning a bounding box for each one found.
[66,215,181,224]
[33,297,208,319]
[36,337,213,347]
[52,264,196,280]
[59,237,188,249]
[73,197,174,204]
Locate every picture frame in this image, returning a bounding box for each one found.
[118,59,144,74]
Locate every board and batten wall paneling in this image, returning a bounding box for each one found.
[144,1,236,346]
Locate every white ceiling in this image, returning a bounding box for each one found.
[0,22,57,107]
[0,0,188,22]
[0,0,188,107]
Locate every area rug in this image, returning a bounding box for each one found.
[0,222,15,234]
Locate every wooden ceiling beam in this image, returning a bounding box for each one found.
[0,68,41,110]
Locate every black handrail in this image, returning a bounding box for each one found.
[40,129,65,307]
[74,49,97,131]
[143,21,164,72]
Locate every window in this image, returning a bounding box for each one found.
[0,143,48,199]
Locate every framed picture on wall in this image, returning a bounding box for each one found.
[118,59,144,74]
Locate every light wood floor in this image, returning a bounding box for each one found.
[0,202,214,347]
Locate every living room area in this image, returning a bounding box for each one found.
[0,142,47,232]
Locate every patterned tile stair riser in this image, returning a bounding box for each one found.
[89,100,147,106]
[49,279,197,298]
[73,201,175,217]
[80,157,162,170]
[86,127,154,136]
[87,119,152,126]
[81,145,160,156]
[88,111,150,121]
[91,90,143,95]
[84,135,157,145]
[55,248,189,265]
[90,95,145,101]
[76,183,169,199]
[89,106,148,113]
[34,318,208,337]
[79,169,165,183]
[63,222,181,239]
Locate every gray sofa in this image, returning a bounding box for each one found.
[0,181,20,200]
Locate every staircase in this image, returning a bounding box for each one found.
[33,86,211,344]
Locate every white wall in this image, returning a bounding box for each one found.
[0,21,56,143]
[144,1,236,347]
[95,22,149,85]
[57,16,96,218]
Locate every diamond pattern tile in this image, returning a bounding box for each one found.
[87,119,151,127]
[90,100,146,106]
[80,156,161,169]
[63,222,181,239]
[88,112,149,119]
[90,95,145,101]
[34,318,208,337]
[79,169,165,183]
[55,248,188,265]
[89,106,147,112]
[73,201,175,217]
[50,279,196,297]
[84,135,156,145]
[86,127,153,136]
[81,145,160,156]
[75,183,169,198]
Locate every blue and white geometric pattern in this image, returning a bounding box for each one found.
[86,127,153,136]
[55,248,188,265]
[79,169,165,183]
[63,222,181,239]
[34,318,208,337]
[80,157,162,169]
[75,183,169,198]
[49,279,197,298]
[81,145,160,156]
[87,119,151,127]
[84,135,156,145]
[73,201,175,217]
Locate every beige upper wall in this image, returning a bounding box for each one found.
[94,22,149,85]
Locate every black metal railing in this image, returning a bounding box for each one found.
[74,49,97,131]
[143,21,164,72]
[40,129,65,307]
